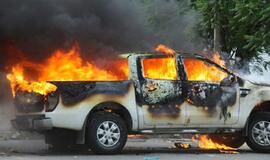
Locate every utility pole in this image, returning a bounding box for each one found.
[213,0,221,52]
[214,23,221,52]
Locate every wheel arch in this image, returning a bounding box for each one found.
[76,101,133,145]
[244,101,270,136]
[87,101,133,131]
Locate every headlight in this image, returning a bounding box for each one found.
[45,91,59,112]
[15,91,44,113]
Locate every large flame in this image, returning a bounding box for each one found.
[38,46,128,81]
[7,65,57,97]
[6,45,129,97]
[142,58,177,80]
[141,44,177,80]
[6,43,227,97]
[148,44,227,81]
[212,52,226,67]
[183,58,228,82]
[192,134,238,153]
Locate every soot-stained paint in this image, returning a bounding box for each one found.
[51,81,132,106]
[140,79,184,118]
[130,54,237,121]
[14,53,238,122]
[141,79,184,105]
[186,82,237,121]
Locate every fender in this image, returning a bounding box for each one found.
[238,85,270,130]
[76,101,133,144]
[46,83,138,131]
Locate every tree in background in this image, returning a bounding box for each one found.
[191,0,270,63]
[141,0,202,52]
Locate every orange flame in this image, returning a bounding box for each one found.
[154,44,175,56]
[140,44,177,80]
[183,58,228,82]
[145,44,227,81]
[212,52,225,67]
[192,134,238,153]
[39,46,129,81]
[7,43,227,98]
[6,45,129,97]
[142,57,177,80]
[175,143,191,149]
[6,65,57,97]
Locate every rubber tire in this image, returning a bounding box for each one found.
[87,112,127,155]
[208,133,245,148]
[246,112,270,153]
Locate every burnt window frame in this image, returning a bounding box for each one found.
[180,56,234,83]
[137,54,181,81]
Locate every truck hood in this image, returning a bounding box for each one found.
[237,74,270,87]
[247,80,270,87]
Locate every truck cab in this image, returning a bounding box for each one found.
[129,53,239,129]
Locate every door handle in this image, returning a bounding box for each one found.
[240,88,251,97]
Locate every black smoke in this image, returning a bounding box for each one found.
[0,0,201,63]
[0,0,202,129]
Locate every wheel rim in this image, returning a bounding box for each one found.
[96,121,120,147]
[252,120,270,146]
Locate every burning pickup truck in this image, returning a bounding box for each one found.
[9,48,270,154]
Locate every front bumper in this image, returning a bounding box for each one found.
[11,115,53,131]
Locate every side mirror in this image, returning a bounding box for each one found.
[220,75,236,86]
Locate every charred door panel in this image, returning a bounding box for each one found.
[139,79,185,125]
[140,79,184,118]
[182,57,240,125]
[186,82,238,124]
[186,82,221,109]
[141,79,184,105]
[132,55,186,126]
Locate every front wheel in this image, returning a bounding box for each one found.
[246,112,270,153]
[87,112,127,154]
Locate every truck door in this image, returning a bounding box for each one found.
[134,55,186,127]
[182,57,240,126]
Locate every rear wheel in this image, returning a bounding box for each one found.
[87,112,127,154]
[209,133,245,148]
[246,112,270,153]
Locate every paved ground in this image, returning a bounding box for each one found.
[0,138,269,160]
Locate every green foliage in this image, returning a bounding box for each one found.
[141,0,199,47]
[192,0,270,61]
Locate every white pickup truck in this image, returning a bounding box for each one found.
[12,53,270,154]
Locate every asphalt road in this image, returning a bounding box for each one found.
[0,138,269,160]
